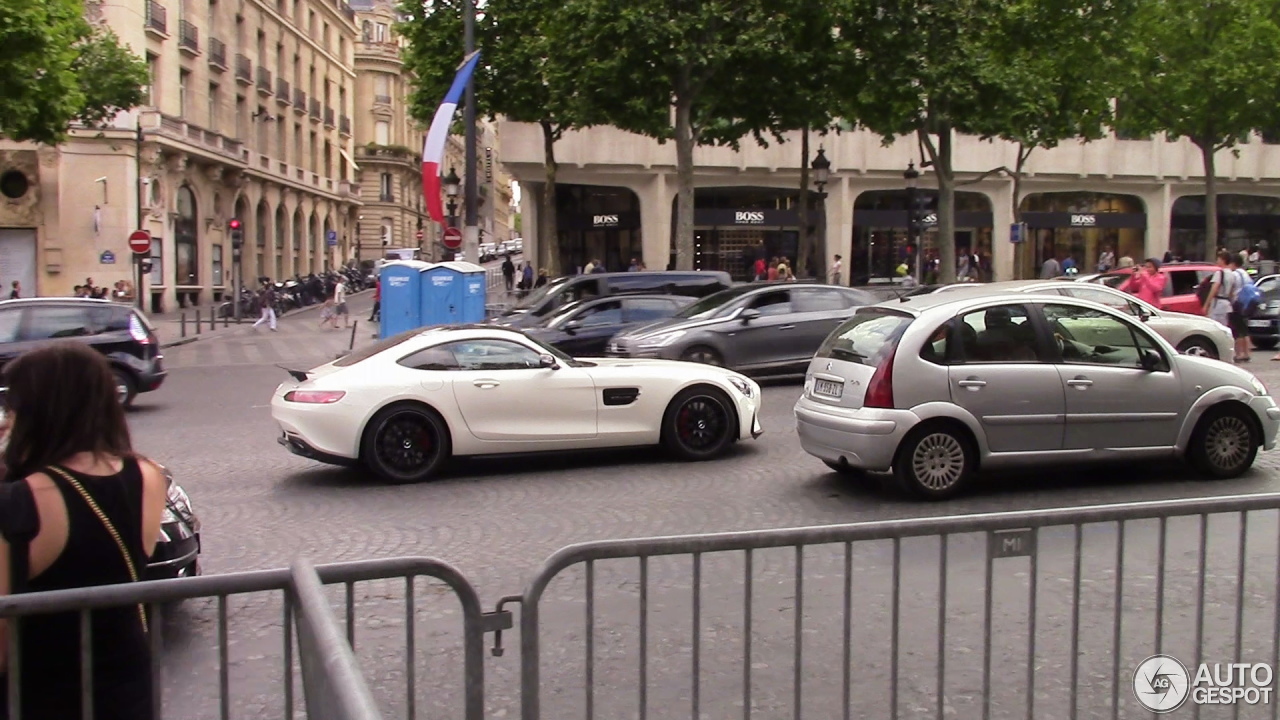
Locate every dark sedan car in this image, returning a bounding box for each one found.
[1246,275,1280,349]
[607,282,878,374]
[523,294,694,356]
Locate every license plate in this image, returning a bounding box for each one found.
[813,379,843,398]
[1250,320,1271,328]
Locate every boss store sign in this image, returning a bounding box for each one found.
[1022,212,1147,229]
[695,209,801,227]
[561,212,641,231]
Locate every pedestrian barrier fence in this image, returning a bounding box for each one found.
[7,493,1280,719]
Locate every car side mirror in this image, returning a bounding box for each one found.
[1140,349,1161,371]
[563,320,582,334]
[740,308,761,324]
[539,353,560,370]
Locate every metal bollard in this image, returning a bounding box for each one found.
[180,312,186,338]
[195,309,202,334]
[348,321,358,351]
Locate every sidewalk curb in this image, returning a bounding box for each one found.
[157,288,374,348]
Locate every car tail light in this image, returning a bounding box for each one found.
[864,348,896,409]
[283,390,346,404]
[129,314,153,345]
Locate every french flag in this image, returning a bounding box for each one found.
[423,51,482,225]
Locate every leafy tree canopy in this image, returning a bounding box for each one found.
[0,0,147,145]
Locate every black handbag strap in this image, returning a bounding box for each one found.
[0,481,39,595]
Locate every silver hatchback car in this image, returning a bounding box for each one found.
[794,293,1280,499]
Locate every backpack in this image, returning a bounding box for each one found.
[1195,273,1216,306]
[1233,271,1262,317]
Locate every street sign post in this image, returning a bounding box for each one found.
[128,229,151,311]
[442,227,462,250]
[415,229,424,241]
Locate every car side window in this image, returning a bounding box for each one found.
[575,301,623,327]
[107,307,134,332]
[955,305,1041,363]
[398,345,461,371]
[624,298,679,322]
[23,307,92,340]
[447,339,542,370]
[1065,287,1137,316]
[572,279,605,302]
[1257,277,1280,294]
[748,290,791,316]
[791,288,851,312]
[919,320,954,365]
[1168,270,1203,297]
[1041,304,1157,369]
[0,309,21,343]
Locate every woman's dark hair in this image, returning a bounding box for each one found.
[1145,257,1162,270]
[3,342,132,481]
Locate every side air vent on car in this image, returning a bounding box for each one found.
[602,388,640,406]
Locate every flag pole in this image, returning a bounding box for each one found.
[462,0,479,264]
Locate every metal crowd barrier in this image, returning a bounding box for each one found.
[0,556,490,720]
[7,493,1280,719]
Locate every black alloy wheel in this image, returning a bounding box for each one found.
[680,346,724,367]
[362,404,450,483]
[113,368,137,409]
[663,387,735,460]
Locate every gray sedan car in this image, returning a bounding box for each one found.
[608,282,878,374]
[795,293,1280,499]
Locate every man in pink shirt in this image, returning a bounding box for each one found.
[1128,258,1166,307]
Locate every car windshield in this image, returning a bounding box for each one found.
[512,276,571,311]
[1094,272,1131,289]
[816,308,915,367]
[675,285,759,319]
[543,299,588,328]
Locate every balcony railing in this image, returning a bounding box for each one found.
[145,0,167,35]
[374,94,391,105]
[293,88,307,114]
[276,78,291,104]
[234,54,252,84]
[323,107,335,127]
[209,37,227,69]
[339,115,351,136]
[178,20,199,53]
[256,67,272,95]
[309,99,321,121]
[152,114,243,161]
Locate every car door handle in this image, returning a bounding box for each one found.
[1067,377,1093,389]
[778,325,796,330]
[472,379,500,389]
[957,379,987,390]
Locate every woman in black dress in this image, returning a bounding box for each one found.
[0,342,169,720]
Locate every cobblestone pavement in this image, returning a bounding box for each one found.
[128,326,1280,720]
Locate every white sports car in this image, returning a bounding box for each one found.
[271,326,764,482]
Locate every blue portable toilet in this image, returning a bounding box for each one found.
[440,261,487,323]
[421,263,463,326]
[378,260,433,338]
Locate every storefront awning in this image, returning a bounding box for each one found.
[339,149,360,175]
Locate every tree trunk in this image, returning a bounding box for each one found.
[673,91,696,271]
[935,126,957,284]
[1011,144,1030,280]
[797,127,811,278]
[1200,141,1218,261]
[538,120,560,276]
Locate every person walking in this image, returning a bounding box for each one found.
[1097,246,1115,273]
[6,281,18,300]
[1040,252,1062,279]
[369,277,381,322]
[332,277,350,329]
[1204,250,1245,360]
[521,262,534,294]
[829,254,843,285]
[1226,254,1252,362]
[501,254,515,293]
[252,281,277,331]
[0,342,169,720]
[1128,258,1166,307]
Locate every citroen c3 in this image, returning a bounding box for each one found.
[794,293,1280,499]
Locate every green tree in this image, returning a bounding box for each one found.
[837,0,1131,283]
[401,0,589,274]
[549,0,823,270]
[0,0,147,145]
[1115,0,1280,259]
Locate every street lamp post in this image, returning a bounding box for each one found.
[810,148,831,282]
[444,167,461,261]
[904,162,920,284]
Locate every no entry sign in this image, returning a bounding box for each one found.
[128,230,152,254]
[442,227,462,250]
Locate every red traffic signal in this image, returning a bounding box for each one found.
[228,218,242,230]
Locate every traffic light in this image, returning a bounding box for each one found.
[228,218,244,248]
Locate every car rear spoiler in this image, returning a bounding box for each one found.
[277,365,311,382]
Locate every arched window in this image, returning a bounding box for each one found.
[175,186,199,286]
[275,205,287,278]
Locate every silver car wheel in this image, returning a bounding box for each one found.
[1204,416,1251,471]
[911,432,966,490]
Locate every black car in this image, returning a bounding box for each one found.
[490,271,732,329]
[0,298,165,407]
[146,464,201,580]
[1247,275,1280,349]
[523,294,695,356]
